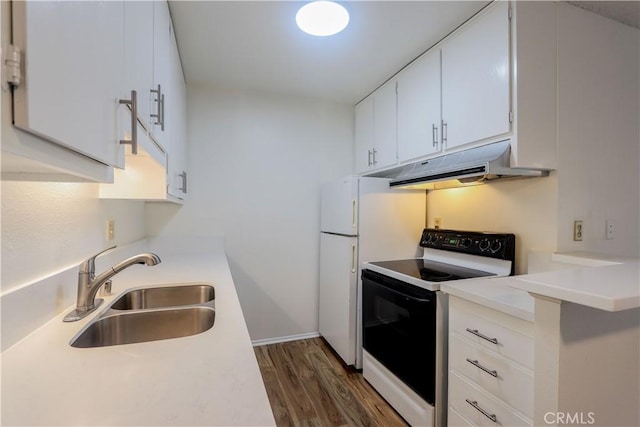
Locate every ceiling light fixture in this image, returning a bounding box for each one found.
[296,1,350,37]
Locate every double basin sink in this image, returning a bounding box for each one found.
[71,283,215,348]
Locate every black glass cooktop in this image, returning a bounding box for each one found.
[369,259,495,282]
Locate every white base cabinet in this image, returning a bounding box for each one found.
[448,296,534,426]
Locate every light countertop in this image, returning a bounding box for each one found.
[1,239,276,426]
[511,255,640,312]
[441,277,535,322]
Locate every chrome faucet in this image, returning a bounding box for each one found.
[63,246,161,322]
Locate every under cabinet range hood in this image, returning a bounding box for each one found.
[389,140,549,190]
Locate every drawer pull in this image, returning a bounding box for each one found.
[465,399,497,423]
[466,358,498,377]
[466,328,499,345]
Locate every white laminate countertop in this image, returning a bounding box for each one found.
[1,239,276,426]
[511,256,640,312]
[441,277,535,322]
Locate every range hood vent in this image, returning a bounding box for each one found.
[389,140,549,190]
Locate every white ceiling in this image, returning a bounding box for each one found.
[169,1,489,104]
[169,1,638,105]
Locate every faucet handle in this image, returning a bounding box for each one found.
[79,246,117,274]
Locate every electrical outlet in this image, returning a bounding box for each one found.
[106,220,115,242]
[606,220,615,239]
[434,217,442,229]
[573,220,583,241]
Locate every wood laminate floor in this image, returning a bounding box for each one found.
[254,337,409,427]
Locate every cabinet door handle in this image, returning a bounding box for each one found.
[432,124,438,147]
[179,171,187,194]
[160,93,165,131]
[119,90,138,154]
[466,358,498,377]
[465,328,499,345]
[465,399,497,423]
[372,148,377,165]
[151,84,163,129]
[367,149,372,167]
[442,120,448,145]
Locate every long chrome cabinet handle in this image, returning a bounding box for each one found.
[179,171,187,193]
[372,148,377,165]
[442,120,448,145]
[432,124,438,147]
[119,90,138,154]
[160,93,165,131]
[465,328,499,345]
[367,149,372,166]
[465,399,497,423]
[466,358,498,377]
[151,84,162,127]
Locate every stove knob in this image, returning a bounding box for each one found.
[490,240,502,253]
[460,238,472,248]
[479,239,490,252]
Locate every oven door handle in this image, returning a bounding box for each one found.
[365,279,433,303]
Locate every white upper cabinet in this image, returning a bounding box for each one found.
[11,0,126,169]
[355,80,398,174]
[355,1,557,175]
[397,49,442,163]
[166,28,188,200]
[151,1,172,149]
[372,80,398,170]
[441,1,511,151]
[355,96,375,173]
[123,1,154,132]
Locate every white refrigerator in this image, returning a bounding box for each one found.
[319,175,426,368]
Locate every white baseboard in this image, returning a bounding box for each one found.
[251,332,321,347]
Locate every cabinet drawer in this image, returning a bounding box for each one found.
[450,333,533,417]
[449,297,534,370]
[449,405,475,427]
[449,371,532,426]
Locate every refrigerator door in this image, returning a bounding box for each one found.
[319,232,358,365]
[320,176,358,236]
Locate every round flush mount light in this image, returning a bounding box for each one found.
[296,1,350,36]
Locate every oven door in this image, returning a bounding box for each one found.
[362,269,437,405]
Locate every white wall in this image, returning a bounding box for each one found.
[556,4,640,257]
[426,174,559,274]
[1,182,146,292]
[145,85,354,341]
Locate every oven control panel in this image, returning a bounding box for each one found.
[419,228,515,261]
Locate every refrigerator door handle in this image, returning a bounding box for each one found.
[352,200,357,229]
[351,244,357,273]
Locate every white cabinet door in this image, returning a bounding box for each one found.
[12,0,125,168]
[441,1,511,150]
[372,80,397,169]
[319,233,358,366]
[166,29,188,200]
[151,0,172,149]
[355,96,374,173]
[124,0,154,131]
[397,49,442,163]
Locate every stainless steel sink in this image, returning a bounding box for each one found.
[71,307,215,348]
[111,284,214,310]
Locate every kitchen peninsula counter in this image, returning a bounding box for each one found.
[1,237,275,426]
[511,252,640,312]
